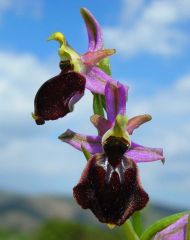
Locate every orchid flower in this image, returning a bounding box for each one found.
[154,214,190,240]
[59,81,165,226]
[33,8,122,125]
[59,81,164,163]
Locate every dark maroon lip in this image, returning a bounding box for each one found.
[73,153,149,226]
[33,61,86,125]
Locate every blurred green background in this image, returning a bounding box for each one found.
[0,193,185,240]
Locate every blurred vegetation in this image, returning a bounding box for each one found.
[0,219,123,240]
[0,228,28,240]
[0,193,184,239]
[35,219,123,240]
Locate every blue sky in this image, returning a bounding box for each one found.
[0,0,190,209]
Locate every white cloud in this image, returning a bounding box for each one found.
[104,0,190,56]
[0,0,43,22]
[0,50,95,194]
[175,74,190,92]
[129,75,190,117]
[128,73,190,156]
[0,137,83,177]
[126,72,190,207]
[0,52,50,112]
[0,51,55,142]
[0,0,12,11]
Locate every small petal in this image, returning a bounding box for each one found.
[125,142,165,163]
[127,114,152,135]
[34,67,85,125]
[154,214,189,240]
[105,81,127,123]
[85,66,129,95]
[73,154,149,226]
[81,49,115,66]
[59,129,102,154]
[85,66,116,94]
[80,8,103,52]
[90,114,112,136]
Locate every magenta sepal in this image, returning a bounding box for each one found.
[154,214,189,240]
[59,129,102,154]
[80,8,103,52]
[105,81,127,123]
[125,142,165,163]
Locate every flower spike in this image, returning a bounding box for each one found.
[59,77,164,226]
[34,7,166,229]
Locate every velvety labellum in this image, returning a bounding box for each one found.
[73,137,149,226]
[34,61,86,125]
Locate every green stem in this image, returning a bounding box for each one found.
[92,56,112,117]
[131,211,143,237]
[81,145,91,161]
[93,94,105,117]
[98,58,112,76]
[185,214,190,240]
[122,220,140,240]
